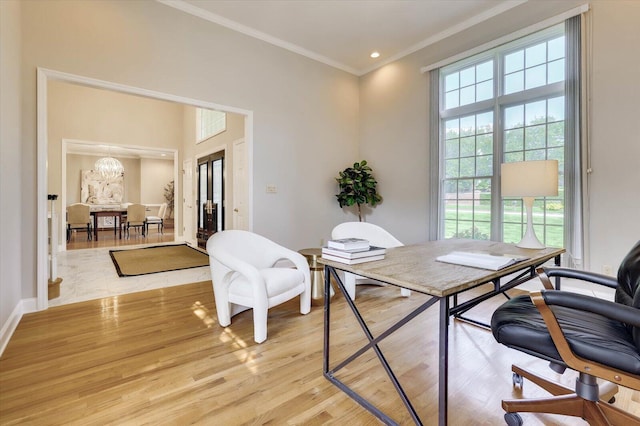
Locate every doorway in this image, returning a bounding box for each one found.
[37,68,254,310]
[197,151,224,248]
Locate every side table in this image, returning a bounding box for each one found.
[298,248,335,305]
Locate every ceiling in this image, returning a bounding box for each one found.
[161,0,528,75]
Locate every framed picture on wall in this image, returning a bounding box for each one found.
[81,170,124,204]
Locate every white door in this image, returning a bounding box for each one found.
[182,159,195,245]
[233,138,249,230]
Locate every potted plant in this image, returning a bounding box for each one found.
[335,160,382,222]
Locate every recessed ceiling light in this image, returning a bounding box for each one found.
[370,51,380,59]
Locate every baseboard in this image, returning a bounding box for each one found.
[0,297,37,356]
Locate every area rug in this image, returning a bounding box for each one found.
[109,244,209,277]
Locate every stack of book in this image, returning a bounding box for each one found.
[321,238,386,264]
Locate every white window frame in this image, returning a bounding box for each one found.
[430,20,581,254]
[196,108,226,144]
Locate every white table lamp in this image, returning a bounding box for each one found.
[501,160,558,249]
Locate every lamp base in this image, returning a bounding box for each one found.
[517,196,546,250]
[516,232,546,249]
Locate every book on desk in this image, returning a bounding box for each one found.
[322,240,386,264]
[436,251,529,271]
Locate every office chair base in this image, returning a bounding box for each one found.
[503,365,637,426]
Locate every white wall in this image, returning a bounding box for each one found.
[0,0,24,349]
[359,0,640,272]
[17,0,359,305]
[140,158,174,206]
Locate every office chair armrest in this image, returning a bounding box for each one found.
[540,290,640,328]
[530,290,640,389]
[538,267,619,289]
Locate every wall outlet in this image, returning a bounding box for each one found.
[266,184,277,193]
[602,264,613,276]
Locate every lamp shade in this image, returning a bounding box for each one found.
[501,160,558,197]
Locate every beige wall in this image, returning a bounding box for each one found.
[66,154,155,205]
[359,0,640,272]
[140,158,174,207]
[48,80,183,204]
[48,80,183,241]
[182,107,245,234]
[0,0,23,337]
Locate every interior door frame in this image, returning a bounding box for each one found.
[195,147,226,243]
[36,67,254,310]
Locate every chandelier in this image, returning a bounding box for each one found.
[94,150,124,181]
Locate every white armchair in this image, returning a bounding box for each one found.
[206,230,311,343]
[331,222,411,300]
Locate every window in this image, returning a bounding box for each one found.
[431,19,581,251]
[196,108,226,143]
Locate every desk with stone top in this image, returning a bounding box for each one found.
[319,238,565,425]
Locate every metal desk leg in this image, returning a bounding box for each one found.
[439,296,449,426]
[323,265,331,375]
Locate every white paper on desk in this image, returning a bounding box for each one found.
[436,251,528,270]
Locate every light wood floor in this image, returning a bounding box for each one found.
[1,282,638,425]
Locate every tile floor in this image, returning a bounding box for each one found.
[49,242,212,307]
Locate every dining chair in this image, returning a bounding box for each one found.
[66,203,92,242]
[145,203,167,235]
[125,204,146,238]
[331,221,410,300]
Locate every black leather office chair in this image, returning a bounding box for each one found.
[491,240,640,425]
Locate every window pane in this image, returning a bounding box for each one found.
[504,128,523,152]
[548,58,565,84]
[445,139,459,158]
[525,42,546,68]
[460,137,475,157]
[504,151,523,162]
[445,118,460,139]
[524,149,546,161]
[505,105,524,129]
[476,155,492,176]
[445,159,459,178]
[476,133,492,155]
[445,72,460,91]
[197,109,226,141]
[460,67,475,86]
[460,157,475,177]
[476,80,493,101]
[505,50,523,73]
[476,111,493,134]
[525,125,546,149]
[525,64,546,89]
[548,96,565,121]
[445,90,459,109]
[548,36,565,61]
[460,86,475,106]
[460,115,475,136]
[504,71,523,94]
[548,122,564,146]
[477,60,493,81]
[444,180,457,195]
[525,100,546,125]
